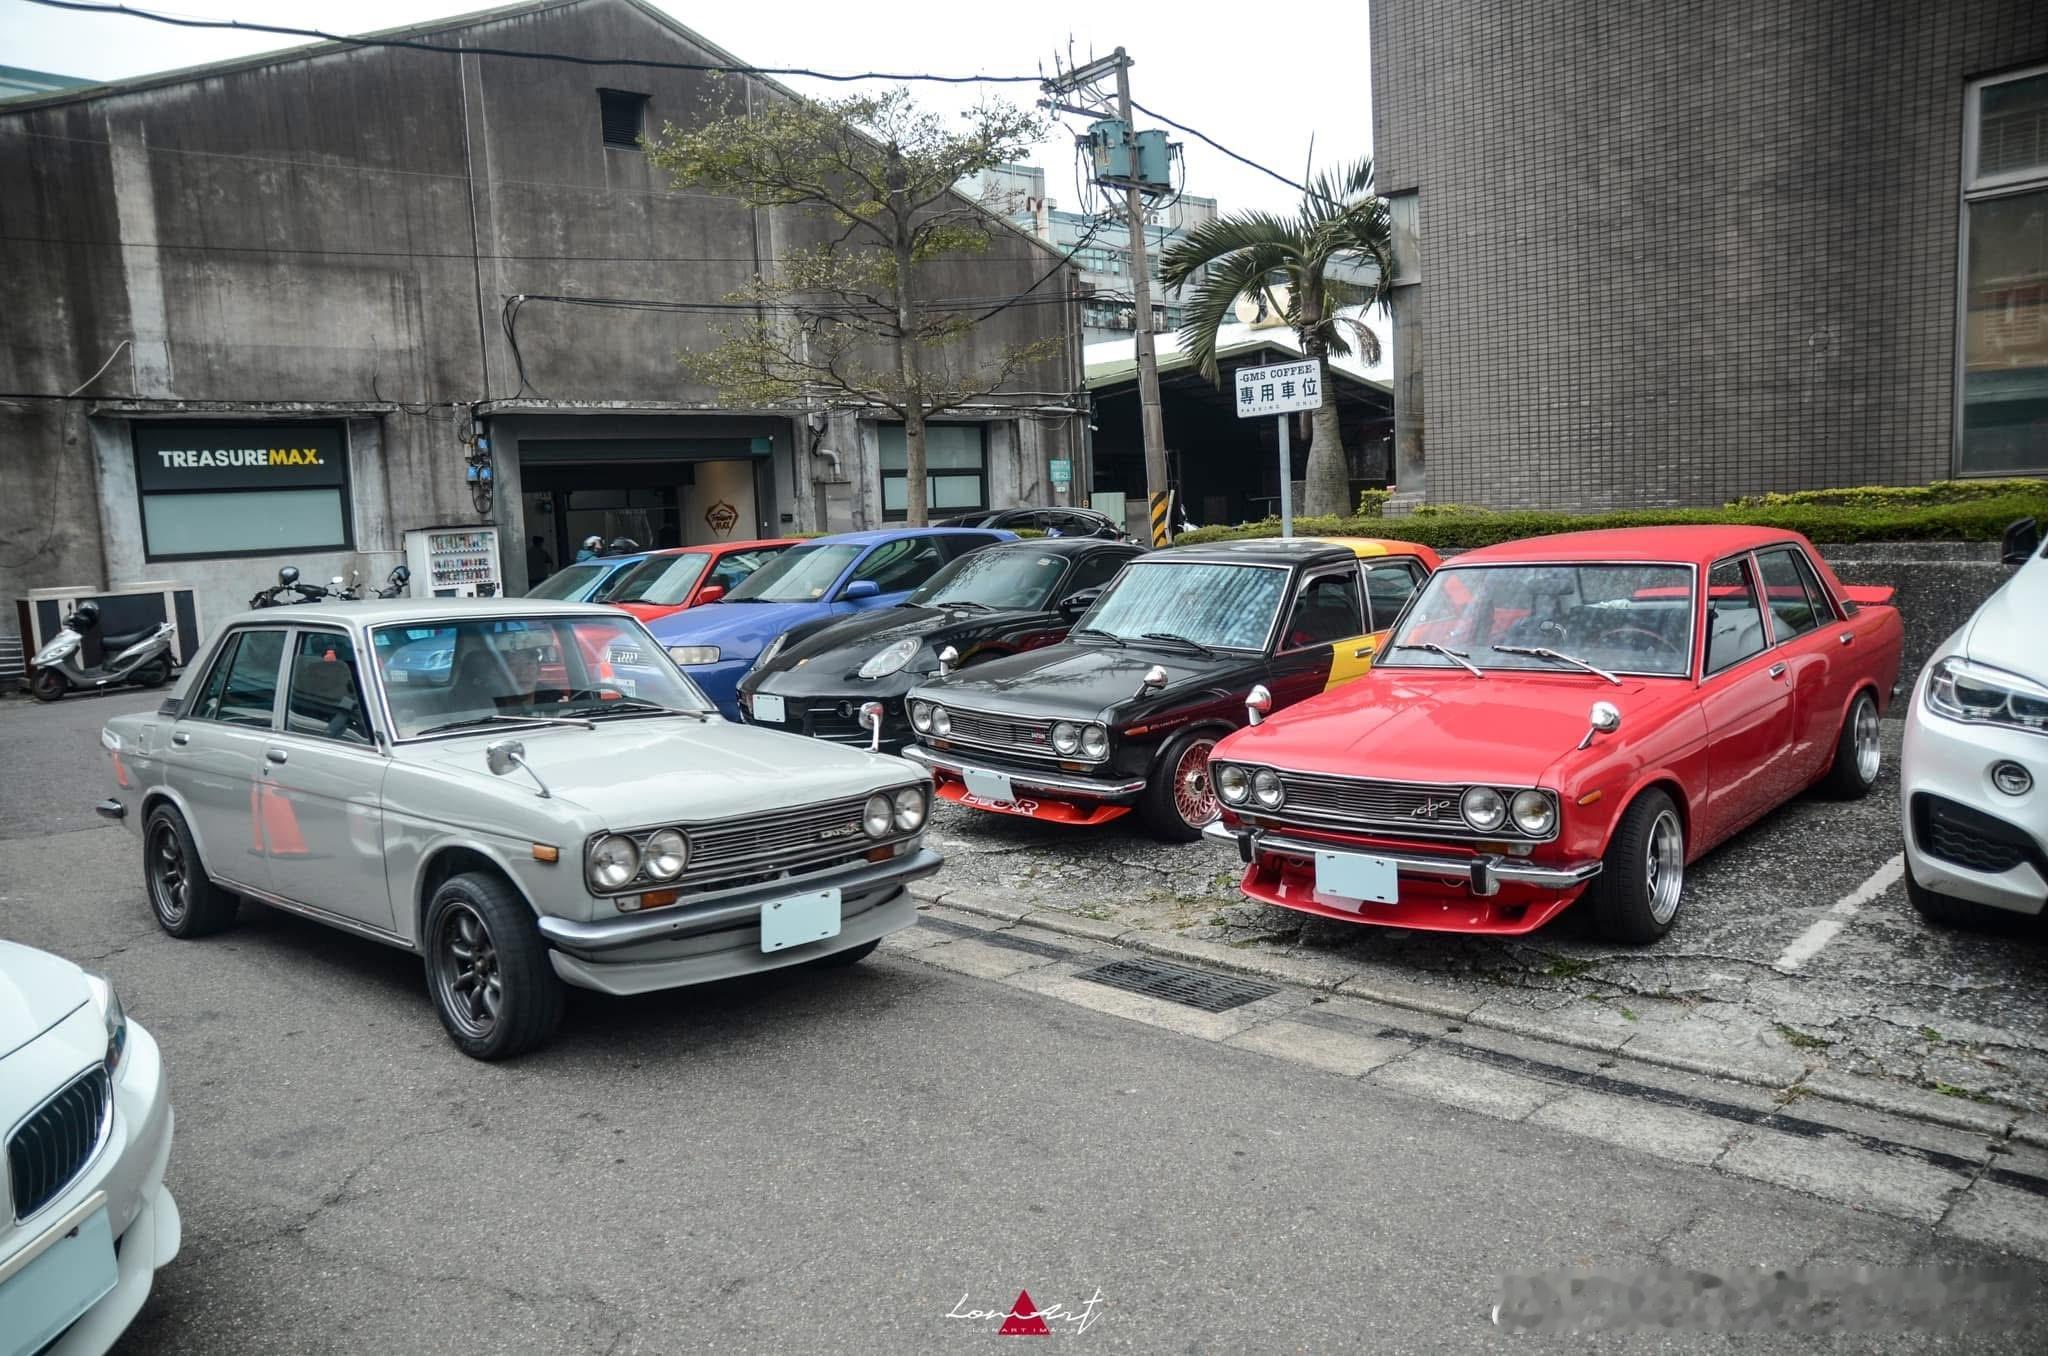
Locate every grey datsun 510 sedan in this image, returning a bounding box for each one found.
[94,599,940,1059]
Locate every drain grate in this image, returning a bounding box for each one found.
[1076,957,1279,1013]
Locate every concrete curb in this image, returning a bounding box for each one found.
[911,881,2029,1142]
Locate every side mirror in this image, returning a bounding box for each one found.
[1138,664,1168,697]
[842,579,882,601]
[1058,587,1102,620]
[485,739,525,776]
[938,644,960,676]
[2001,517,2039,568]
[1577,700,1622,750]
[1246,683,1273,727]
[695,583,726,605]
[859,700,885,752]
[279,566,300,586]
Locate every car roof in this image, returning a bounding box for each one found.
[804,526,1013,546]
[212,598,633,629]
[631,538,802,558]
[1453,524,1814,566]
[978,536,1135,557]
[1142,536,1430,567]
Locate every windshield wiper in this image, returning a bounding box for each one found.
[416,712,596,737]
[1392,642,1484,677]
[1489,644,1622,686]
[1070,627,1126,647]
[566,697,711,721]
[937,599,993,612]
[1139,631,1214,657]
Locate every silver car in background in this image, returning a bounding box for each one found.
[1901,518,2048,929]
[97,600,940,1059]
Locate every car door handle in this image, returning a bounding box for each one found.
[1768,662,1788,679]
[171,731,190,746]
[1839,632,1855,646]
[265,748,289,765]
[1354,643,1376,658]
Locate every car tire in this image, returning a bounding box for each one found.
[1905,865,2021,933]
[1817,690,1882,800]
[136,657,174,689]
[1139,729,1223,842]
[424,871,564,1060]
[143,803,240,938]
[807,938,881,969]
[30,668,66,702]
[1583,788,1686,945]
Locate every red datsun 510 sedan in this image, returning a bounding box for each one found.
[1205,527,1904,943]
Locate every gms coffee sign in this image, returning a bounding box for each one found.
[133,421,348,492]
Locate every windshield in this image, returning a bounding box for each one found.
[725,543,860,602]
[1386,564,1695,677]
[1078,561,1288,651]
[606,552,711,606]
[526,562,611,601]
[909,549,1069,611]
[371,615,712,739]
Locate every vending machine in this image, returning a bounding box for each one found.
[403,526,503,598]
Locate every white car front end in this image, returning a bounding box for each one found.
[1901,543,2048,919]
[0,943,179,1356]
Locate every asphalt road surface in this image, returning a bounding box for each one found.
[3,691,2044,1352]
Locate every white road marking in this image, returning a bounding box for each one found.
[1772,853,1904,973]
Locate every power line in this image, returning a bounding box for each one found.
[1131,99,1341,208]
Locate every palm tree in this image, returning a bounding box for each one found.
[1158,159,1391,519]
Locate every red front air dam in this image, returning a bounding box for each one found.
[933,774,1132,826]
[1239,854,1587,936]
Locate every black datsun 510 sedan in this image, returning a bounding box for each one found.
[901,537,1440,840]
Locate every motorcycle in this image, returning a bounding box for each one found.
[249,565,333,610]
[30,601,177,703]
[374,565,411,598]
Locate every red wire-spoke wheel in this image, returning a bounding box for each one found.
[1173,737,1220,827]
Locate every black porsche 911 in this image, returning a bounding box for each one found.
[735,537,1144,751]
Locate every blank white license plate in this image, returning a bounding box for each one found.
[0,1205,116,1356]
[962,768,1015,803]
[760,887,842,952]
[751,692,786,724]
[1313,850,1398,909]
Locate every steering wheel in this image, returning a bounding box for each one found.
[1595,626,1681,661]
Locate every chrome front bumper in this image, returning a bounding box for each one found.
[901,745,1147,801]
[1204,820,1602,898]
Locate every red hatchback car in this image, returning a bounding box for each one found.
[603,539,800,624]
[1206,526,1904,943]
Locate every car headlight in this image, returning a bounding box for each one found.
[643,828,689,880]
[1461,786,1507,832]
[858,637,921,679]
[1252,768,1284,808]
[1216,764,1251,804]
[755,633,789,671]
[588,833,641,890]
[863,793,894,838]
[931,705,951,737]
[82,970,127,1076]
[1080,723,1108,759]
[1510,789,1557,837]
[910,700,933,733]
[666,645,721,666]
[892,785,928,831]
[1926,656,2048,734]
[1051,720,1081,754]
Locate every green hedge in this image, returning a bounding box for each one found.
[1172,480,2048,550]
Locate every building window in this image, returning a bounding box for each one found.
[879,424,986,520]
[1961,66,2048,475]
[598,89,649,149]
[133,421,352,561]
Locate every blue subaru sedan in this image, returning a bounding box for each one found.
[650,527,1012,717]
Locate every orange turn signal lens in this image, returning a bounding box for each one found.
[531,843,560,863]
[865,845,893,864]
[617,888,681,913]
[1575,790,1603,807]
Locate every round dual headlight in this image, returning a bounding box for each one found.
[1051,720,1081,754]
[910,700,933,733]
[863,794,894,838]
[589,833,641,890]
[1509,790,1556,837]
[1080,724,1108,759]
[892,785,928,832]
[930,706,951,737]
[1216,764,1251,804]
[1253,768,1284,808]
[643,828,689,880]
[1460,786,1508,833]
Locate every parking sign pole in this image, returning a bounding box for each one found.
[1277,414,1292,538]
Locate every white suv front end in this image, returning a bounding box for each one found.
[0,943,179,1356]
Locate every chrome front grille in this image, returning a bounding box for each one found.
[8,1066,111,1221]
[944,706,1054,752]
[1275,771,1470,829]
[609,793,916,895]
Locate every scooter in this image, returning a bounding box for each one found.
[374,565,412,598]
[30,602,177,703]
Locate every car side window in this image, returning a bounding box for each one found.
[187,634,243,722]
[1281,569,1366,650]
[1705,558,1769,672]
[210,628,287,728]
[1063,550,1131,597]
[1785,547,1837,626]
[285,631,374,745]
[1754,548,1823,641]
[856,536,950,592]
[1363,559,1427,631]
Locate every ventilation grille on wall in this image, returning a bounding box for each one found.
[598,89,648,149]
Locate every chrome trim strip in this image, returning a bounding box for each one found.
[231,884,418,952]
[1207,821,1601,896]
[902,745,1148,799]
[0,1190,108,1285]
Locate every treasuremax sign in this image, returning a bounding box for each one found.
[133,422,348,492]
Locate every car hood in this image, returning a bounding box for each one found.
[1958,556,2048,680]
[769,606,1042,676]
[648,600,832,659]
[416,718,921,825]
[0,940,88,1061]
[1221,668,1684,786]
[913,641,1223,720]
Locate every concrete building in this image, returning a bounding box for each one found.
[1370,0,2048,510]
[0,0,1082,646]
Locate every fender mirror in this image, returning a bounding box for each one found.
[1138,664,1169,697]
[859,700,885,753]
[486,738,552,797]
[1578,700,1622,750]
[1246,683,1273,727]
[938,644,960,676]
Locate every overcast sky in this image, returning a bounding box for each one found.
[1,0,1372,218]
